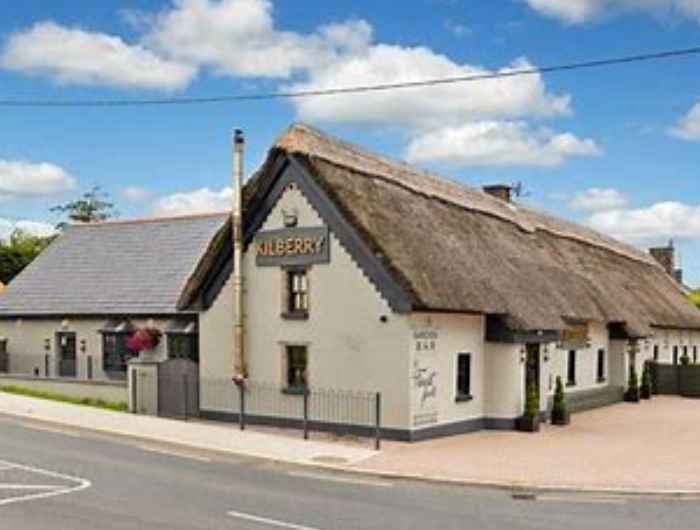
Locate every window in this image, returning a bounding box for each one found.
[285,345,308,393]
[597,349,606,382]
[694,347,698,364]
[567,350,577,386]
[284,268,309,318]
[653,345,659,362]
[168,334,199,363]
[456,353,472,402]
[673,346,679,365]
[102,333,135,375]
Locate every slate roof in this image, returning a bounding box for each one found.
[0,213,228,316]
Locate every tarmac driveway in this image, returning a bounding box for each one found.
[356,396,700,492]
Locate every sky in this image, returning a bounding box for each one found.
[1,0,700,285]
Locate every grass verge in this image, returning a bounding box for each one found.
[0,385,128,412]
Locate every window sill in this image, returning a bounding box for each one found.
[282,387,307,396]
[281,312,309,321]
[455,394,473,403]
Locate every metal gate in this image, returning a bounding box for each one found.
[158,359,199,419]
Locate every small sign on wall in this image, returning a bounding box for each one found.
[411,328,439,427]
[255,226,330,267]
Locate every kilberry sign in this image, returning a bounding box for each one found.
[255,226,330,267]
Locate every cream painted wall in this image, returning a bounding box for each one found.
[0,317,171,380]
[547,321,611,396]
[200,185,412,429]
[484,342,523,419]
[407,313,486,430]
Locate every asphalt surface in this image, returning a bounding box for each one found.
[0,414,698,530]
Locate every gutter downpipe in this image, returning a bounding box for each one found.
[232,129,247,383]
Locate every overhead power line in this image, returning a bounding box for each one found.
[1,46,699,108]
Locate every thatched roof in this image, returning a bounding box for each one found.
[282,124,700,334]
[186,124,700,336]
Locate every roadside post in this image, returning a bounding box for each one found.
[375,392,382,451]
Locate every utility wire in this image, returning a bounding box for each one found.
[1,46,699,108]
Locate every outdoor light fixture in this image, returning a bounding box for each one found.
[80,339,87,353]
[44,338,51,351]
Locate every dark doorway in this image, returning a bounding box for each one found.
[525,343,540,392]
[56,332,77,378]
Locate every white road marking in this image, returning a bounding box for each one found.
[137,445,212,462]
[0,484,66,490]
[0,459,91,507]
[227,510,322,530]
[286,470,393,488]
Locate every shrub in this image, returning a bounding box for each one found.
[552,377,567,415]
[625,367,640,402]
[524,381,539,419]
[641,363,652,399]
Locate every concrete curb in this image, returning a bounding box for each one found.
[4,409,700,500]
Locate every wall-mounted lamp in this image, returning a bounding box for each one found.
[80,339,87,353]
[44,338,51,352]
[379,315,388,323]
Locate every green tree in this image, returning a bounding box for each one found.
[0,230,55,284]
[50,186,115,227]
[691,291,700,310]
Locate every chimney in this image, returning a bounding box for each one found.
[674,268,683,285]
[483,184,513,203]
[649,241,675,277]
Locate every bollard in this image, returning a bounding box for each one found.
[239,383,246,431]
[374,392,382,451]
[303,387,310,440]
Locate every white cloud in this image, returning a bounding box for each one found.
[153,187,232,216]
[1,21,196,90]
[587,201,700,242]
[570,188,629,211]
[669,101,700,140]
[0,218,57,241]
[524,0,700,24]
[404,121,601,167]
[0,160,77,196]
[289,50,570,128]
[143,0,372,78]
[122,186,153,202]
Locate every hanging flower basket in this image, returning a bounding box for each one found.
[127,327,162,354]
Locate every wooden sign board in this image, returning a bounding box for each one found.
[561,323,589,350]
[255,226,330,267]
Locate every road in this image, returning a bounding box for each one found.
[0,414,698,530]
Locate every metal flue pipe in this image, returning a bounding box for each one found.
[232,129,247,383]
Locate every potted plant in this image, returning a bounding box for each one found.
[551,376,570,426]
[624,367,640,402]
[517,382,540,432]
[680,353,691,366]
[127,327,162,358]
[640,363,652,400]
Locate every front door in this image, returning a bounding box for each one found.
[56,332,77,378]
[525,343,540,406]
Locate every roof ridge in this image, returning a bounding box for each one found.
[68,211,229,228]
[277,123,659,270]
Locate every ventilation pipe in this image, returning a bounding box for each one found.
[232,129,247,383]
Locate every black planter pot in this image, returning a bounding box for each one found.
[640,387,652,400]
[551,409,570,426]
[517,415,540,432]
[624,389,641,402]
